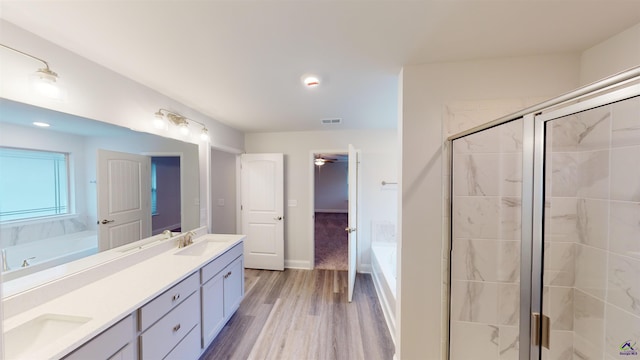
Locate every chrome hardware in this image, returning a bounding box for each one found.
[345,227,356,234]
[223,271,232,279]
[172,293,180,301]
[274,216,283,221]
[100,219,115,224]
[178,231,196,248]
[21,257,36,267]
[162,230,173,239]
[1,249,9,271]
[173,324,181,332]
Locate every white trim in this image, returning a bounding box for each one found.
[284,259,312,270]
[314,209,348,213]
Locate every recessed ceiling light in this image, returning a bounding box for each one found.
[302,75,320,87]
[32,122,50,127]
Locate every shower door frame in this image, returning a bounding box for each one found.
[447,65,640,360]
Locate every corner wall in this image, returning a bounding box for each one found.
[398,53,580,359]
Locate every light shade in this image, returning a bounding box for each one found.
[200,127,210,141]
[178,122,190,135]
[30,68,65,100]
[153,111,167,129]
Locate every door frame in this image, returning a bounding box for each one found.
[309,149,349,269]
[143,152,185,234]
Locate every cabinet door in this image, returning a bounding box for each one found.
[223,257,244,318]
[201,271,225,347]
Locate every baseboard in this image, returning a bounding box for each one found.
[285,259,312,269]
[358,263,372,274]
[314,209,348,213]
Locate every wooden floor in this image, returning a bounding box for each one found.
[201,269,395,360]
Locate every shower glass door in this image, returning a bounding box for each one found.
[449,118,524,360]
[539,90,640,359]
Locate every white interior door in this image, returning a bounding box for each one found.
[241,153,284,270]
[347,144,359,302]
[97,149,151,251]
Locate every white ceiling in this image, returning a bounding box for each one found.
[2,1,640,133]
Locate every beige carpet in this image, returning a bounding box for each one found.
[314,212,348,270]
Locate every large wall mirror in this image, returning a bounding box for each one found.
[0,98,200,293]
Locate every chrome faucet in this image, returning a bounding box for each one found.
[1,249,9,271]
[178,231,196,248]
[163,229,173,239]
[21,257,35,267]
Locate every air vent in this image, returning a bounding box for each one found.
[321,118,342,125]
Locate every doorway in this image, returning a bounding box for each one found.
[313,152,349,270]
[150,156,181,235]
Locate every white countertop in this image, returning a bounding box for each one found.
[3,233,245,360]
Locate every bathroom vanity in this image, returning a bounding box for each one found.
[2,231,245,359]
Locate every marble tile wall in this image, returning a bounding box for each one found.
[0,216,88,248]
[544,95,640,360]
[450,116,523,360]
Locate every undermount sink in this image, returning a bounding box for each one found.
[5,314,92,359]
[173,239,229,257]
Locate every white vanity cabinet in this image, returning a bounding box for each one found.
[138,272,200,360]
[200,242,244,348]
[63,316,135,360]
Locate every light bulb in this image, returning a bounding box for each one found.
[178,122,190,136]
[153,112,166,129]
[315,158,325,166]
[30,68,64,100]
[200,128,210,141]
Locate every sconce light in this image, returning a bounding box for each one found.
[314,158,326,166]
[0,43,66,100]
[153,109,210,141]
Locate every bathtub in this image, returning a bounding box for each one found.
[2,231,98,281]
[371,242,397,343]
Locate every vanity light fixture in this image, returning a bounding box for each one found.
[314,158,326,166]
[153,108,210,141]
[0,43,66,100]
[32,122,51,128]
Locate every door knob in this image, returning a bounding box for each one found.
[345,227,356,233]
[100,219,115,224]
[274,216,283,221]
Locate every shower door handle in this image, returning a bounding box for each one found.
[532,313,550,349]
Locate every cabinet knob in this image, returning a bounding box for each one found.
[172,293,180,301]
[173,324,181,332]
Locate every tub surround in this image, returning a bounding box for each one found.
[2,230,245,359]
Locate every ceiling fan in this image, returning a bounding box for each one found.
[314,154,344,166]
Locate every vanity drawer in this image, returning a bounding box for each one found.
[201,242,243,284]
[139,272,198,331]
[139,292,200,360]
[64,315,134,360]
[163,323,201,360]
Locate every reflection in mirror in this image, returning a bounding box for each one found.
[0,98,200,287]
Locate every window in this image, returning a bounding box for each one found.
[151,160,158,215]
[0,147,70,222]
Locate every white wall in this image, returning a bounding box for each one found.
[314,161,348,212]
[245,129,397,271]
[580,22,640,85]
[210,148,237,234]
[398,53,580,359]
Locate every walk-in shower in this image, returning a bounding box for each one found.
[448,67,640,359]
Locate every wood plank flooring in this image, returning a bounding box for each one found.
[200,269,395,360]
